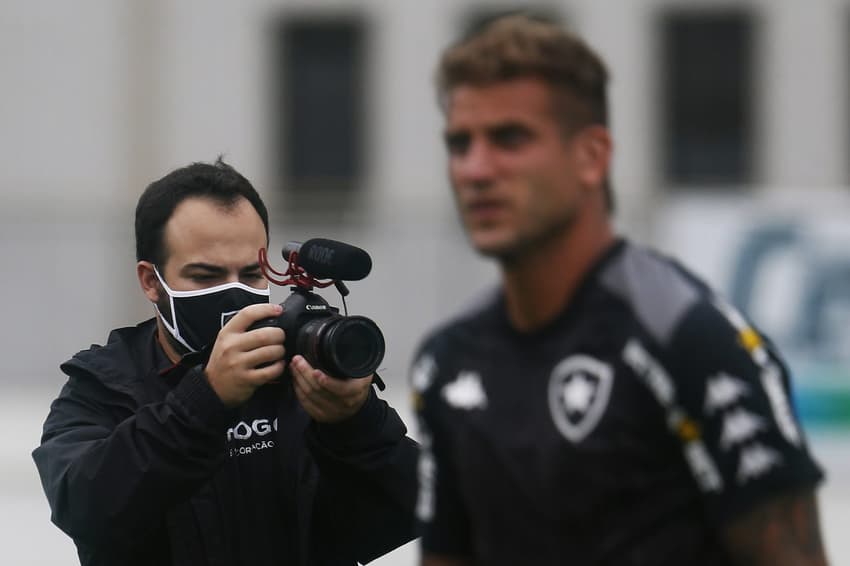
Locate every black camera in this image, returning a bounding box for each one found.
[252,239,385,380]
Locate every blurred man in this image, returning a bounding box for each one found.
[33,158,418,565]
[412,14,829,566]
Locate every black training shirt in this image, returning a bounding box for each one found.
[412,239,823,566]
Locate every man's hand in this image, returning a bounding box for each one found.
[204,303,286,407]
[290,355,372,423]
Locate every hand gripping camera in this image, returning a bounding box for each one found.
[254,238,386,384]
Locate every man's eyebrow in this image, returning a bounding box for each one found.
[486,120,528,133]
[444,120,526,138]
[181,263,227,275]
[239,263,262,275]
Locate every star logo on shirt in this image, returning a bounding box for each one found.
[562,373,596,414]
[548,355,613,443]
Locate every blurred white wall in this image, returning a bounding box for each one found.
[4,0,848,386]
[2,1,849,564]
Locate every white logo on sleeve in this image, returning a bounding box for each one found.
[623,339,675,407]
[411,355,437,393]
[416,441,436,521]
[442,371,488,410]
[720,408,765,450]
[737,443,783,484]
[684,441,724,492]
[548,355,613,443]
[761,364,802,446]
[705,373,750,414]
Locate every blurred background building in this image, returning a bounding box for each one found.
[2,0,849,564]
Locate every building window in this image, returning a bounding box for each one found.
[660,10,756,187]
[273,17,366,202]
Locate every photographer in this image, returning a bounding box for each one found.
[32,158,418,565]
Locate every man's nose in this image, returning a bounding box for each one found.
[453,140,496,188]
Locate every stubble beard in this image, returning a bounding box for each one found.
[475,204,579,271]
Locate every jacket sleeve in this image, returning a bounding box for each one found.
[305,388,420,564]
[32,364,230,550]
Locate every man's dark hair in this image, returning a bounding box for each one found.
[135,157,270,266]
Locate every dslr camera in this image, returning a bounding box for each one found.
[252,238,385,380]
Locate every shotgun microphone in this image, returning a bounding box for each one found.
[283,238,372,281]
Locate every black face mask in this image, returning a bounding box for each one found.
[153,267,270,352]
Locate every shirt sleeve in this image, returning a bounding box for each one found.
[410,348,474,558]
[629,297,825,524]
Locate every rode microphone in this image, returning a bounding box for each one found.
[283,238,372,281]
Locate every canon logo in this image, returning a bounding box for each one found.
[305,304,327,311]
[227,418,278,442]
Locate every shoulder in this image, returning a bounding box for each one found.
[603,243,786,404]
[411,286,501,393]
[416,285,501,359]
[593,240,775,370]
[598,240,713,348]
[602,242,773,378]
[62,318,158,388]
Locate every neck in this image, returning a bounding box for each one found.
[155,316,185,364]
[501,216,614,333]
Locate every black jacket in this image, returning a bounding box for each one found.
[32,318,419,566]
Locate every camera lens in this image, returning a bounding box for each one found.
[298,315,385,378]
[326,317,385,377]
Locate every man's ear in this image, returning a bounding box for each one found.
[137,261,160,303]
[575,125,612,189]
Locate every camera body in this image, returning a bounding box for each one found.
[251,287,385,379]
